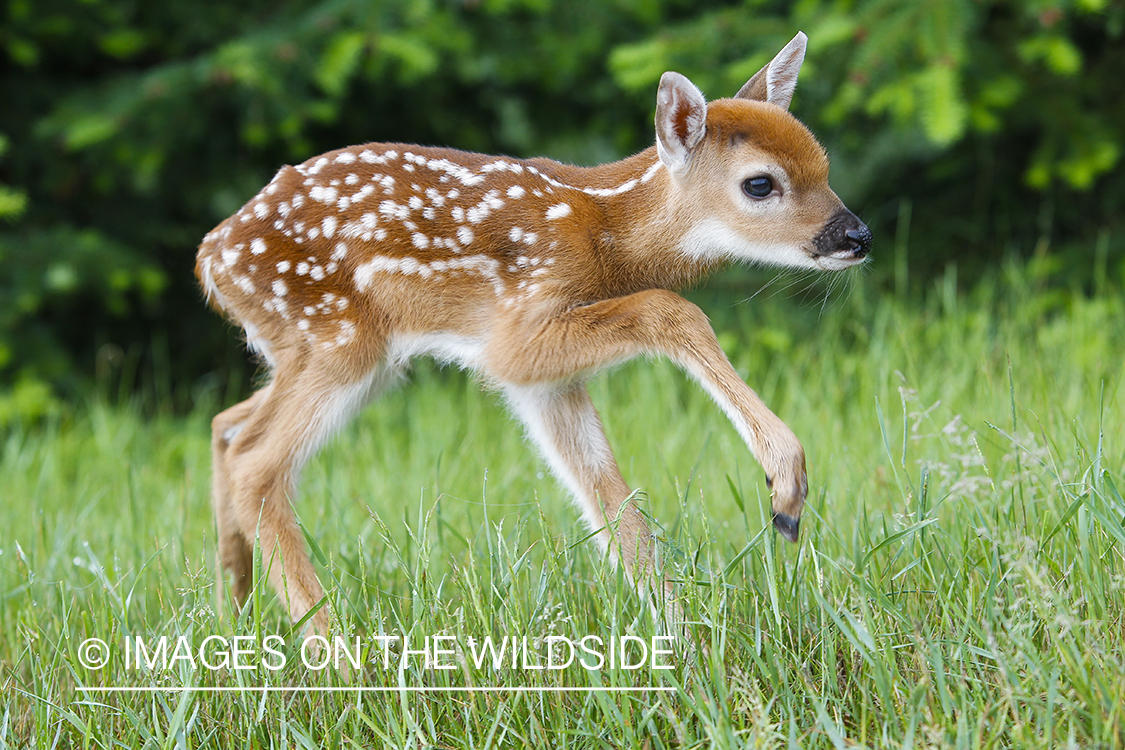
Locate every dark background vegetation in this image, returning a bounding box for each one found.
[1,0,1122,420]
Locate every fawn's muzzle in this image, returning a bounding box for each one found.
[814,209,871,263]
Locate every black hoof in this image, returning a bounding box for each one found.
[772,512,800,543]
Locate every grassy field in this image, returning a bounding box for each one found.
[2,261,1123,749]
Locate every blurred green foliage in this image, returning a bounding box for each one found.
[1,0,1122,419]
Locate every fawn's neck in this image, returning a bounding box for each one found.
[530,148,722,296]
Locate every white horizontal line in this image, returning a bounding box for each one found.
[81,686,675,693]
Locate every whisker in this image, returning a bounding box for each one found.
[772,269,815,300]
[736,270,787,306]
[818,275,839,320]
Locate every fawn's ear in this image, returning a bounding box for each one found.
[735,31,807,110]
[656,71,708,176]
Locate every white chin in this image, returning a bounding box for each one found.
[814,251,867,271]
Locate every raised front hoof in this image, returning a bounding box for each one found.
[772,512,800,543]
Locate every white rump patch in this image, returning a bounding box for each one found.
[242,320,275,367]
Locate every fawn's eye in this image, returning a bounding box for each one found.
[742,176,774,199]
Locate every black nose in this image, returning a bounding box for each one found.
[814,209,872,259]
[845,222,873,255]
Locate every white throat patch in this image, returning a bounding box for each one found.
[676,218,818,270]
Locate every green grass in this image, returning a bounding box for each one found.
[2,261,1123,749]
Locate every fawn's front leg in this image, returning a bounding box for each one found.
[487,289,808,542]
[503,381,670,604]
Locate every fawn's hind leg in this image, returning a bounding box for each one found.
[211,384,274,609]
[217,343,392,633]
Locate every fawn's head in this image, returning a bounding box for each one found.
[656,32,871,272]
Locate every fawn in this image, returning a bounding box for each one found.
[196,32,870,633]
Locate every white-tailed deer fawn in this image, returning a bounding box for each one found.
[197,32,870,633]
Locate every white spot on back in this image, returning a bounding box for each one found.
[221,248,240,267]
[354,253,501,294]
[310,185,338,204]
[546,203,572,220]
